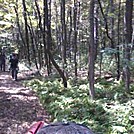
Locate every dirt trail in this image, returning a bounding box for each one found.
[0,71,49,134]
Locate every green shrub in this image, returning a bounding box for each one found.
[25,78,134,134]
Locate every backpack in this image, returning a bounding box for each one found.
[26,121,44,134]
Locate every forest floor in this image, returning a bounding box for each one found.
[0,70,49,134]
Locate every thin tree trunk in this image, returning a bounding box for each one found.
[27,17,39,70]
[35,0,43,69]
[94,2,99,60]
[68,7,73,63]
[116,0,121,80]
[43,0,48,70]
[43,0,67,87]
[14,2,26,59]
[22,0,31,65]
[61,0,67,69]
[47,50,67,88]
[44,0,52,75]
[97,0,114,48]
[88,0,95,99]
[73,1,78,78]
[54,2,60,48]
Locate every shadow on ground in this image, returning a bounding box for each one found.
[0,71,49,134]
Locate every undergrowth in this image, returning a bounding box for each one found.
[24,77,134,134]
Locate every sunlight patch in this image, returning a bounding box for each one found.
[0,74,10,79]
[112,126,127,133]
[18,63,30,71]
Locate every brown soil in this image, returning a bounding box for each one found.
[0,71,49,134]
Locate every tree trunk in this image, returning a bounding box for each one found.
[123,0,133,91]
[43,0,67,87]
[35,0,43,69]
[61,0,67,70]
[14,3,26,59]
[68,7,73,63]
[44,0,52,75]
[27,17,39,70]
[47,50,67,88]
[88,0,95,99]
[94,2,99,61]
[97,0,114,48]
[116,0,121,80]
[22,0,31,65]
[73,1,78,78]
[43,0,48,71]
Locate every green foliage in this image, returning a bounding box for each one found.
[25,77,134,134]
[97,53,117,73]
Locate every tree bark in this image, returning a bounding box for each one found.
[73,1,78,78]
[35,0,43,69]
[44,0,52,75]
[22,0,31,65]
[14,3,26,59]
[97,0,114,48]
[43,0,67,87]
[116,0,121,80]
[88,0,95,99]
[123,0,133,91]
[61,0,67,68]
[27,18,39,70]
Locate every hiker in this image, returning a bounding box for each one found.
[9,53,19,81]
[26,121,94,134]
[0,52,6,72]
